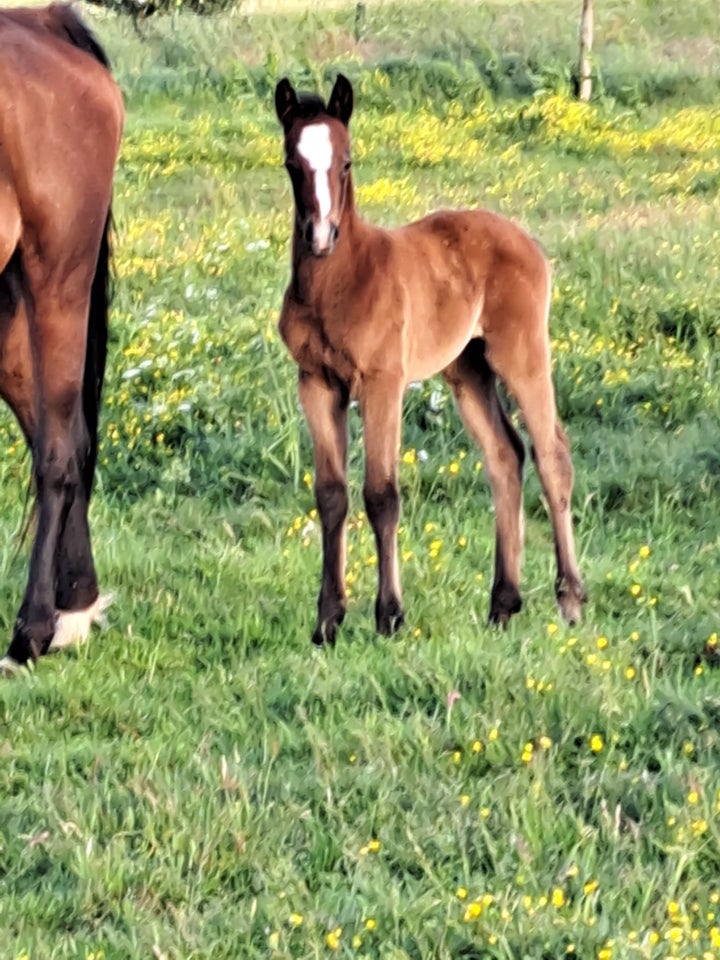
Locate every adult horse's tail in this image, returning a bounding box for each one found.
[83,211,111,498]
[44,3,111,68]
[46,5,114,496]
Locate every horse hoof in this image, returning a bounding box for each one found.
[376,600,405,637]
[557,588,586,626]
[489,583,522,626]
[49,593,113,652]
[312,619,338,647]
[0,655,26,677]
[488,589,523,627]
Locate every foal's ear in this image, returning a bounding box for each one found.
[327,73,354,126]
[275,78,298,129]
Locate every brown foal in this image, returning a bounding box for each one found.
[276,74,586,646]
[0,6,123,670]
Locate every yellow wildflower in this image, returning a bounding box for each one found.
[326,927,342,950]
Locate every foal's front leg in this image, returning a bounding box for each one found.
[298,370,349,646]
[361,377,405,636]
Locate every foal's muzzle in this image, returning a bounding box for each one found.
[303,219,339,257]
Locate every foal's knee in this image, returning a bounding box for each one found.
[316,478,348,529]
[363,480,400,529]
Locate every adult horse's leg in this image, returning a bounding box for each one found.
[299,370,349,646]
[445,339,526,624]
[51,215,111,651]
[360,376,404,636]
[49,474,105,652]
[3,267,93,665]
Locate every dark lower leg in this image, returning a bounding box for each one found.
[313,478,349,646]
[55,492,99,612]
[6,448,77,662]
[531,424,586,623]
[364,480,404,635]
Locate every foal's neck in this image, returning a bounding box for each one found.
[290,177,363,301]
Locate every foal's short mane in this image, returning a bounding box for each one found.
[292,92,330,122]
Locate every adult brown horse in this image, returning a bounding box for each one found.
[0,5,123,672]
[275,74,586,646]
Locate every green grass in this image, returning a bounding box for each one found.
[1,1,720,958]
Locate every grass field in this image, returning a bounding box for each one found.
[1,1,720,958]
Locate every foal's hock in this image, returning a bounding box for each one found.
[276,74,586,646]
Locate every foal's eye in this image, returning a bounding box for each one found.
[343,159,352,173]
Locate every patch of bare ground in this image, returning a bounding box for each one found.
[306,25,383,63]
[661,37,720,72]
[589,197,719,232]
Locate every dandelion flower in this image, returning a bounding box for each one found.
[326,927,342,950]
[464,902,482,921]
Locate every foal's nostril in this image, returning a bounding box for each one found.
[304,221,314,245]
[330,224,339,245]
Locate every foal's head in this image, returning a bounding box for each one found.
[275,74,354,258]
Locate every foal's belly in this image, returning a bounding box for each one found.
[405,295,483,383]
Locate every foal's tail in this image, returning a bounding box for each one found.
[82,210,112,498]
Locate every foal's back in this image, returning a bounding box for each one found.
[350,207,550,383]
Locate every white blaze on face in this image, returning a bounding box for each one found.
[297,122,334,250]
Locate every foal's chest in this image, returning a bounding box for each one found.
[279,301,360,385]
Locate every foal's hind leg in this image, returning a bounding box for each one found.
[444,340,526,624]
[299,370,350,646]
[360,376,404,636]
[487,338,586,624]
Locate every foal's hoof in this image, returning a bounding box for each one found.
[376,598,405,637]
[489,585,523,626]
[557,582,587,626]
[312,615,344,647]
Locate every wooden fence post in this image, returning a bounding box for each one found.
[578,0,594,101]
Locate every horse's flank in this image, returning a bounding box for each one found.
[282,188,551,389]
